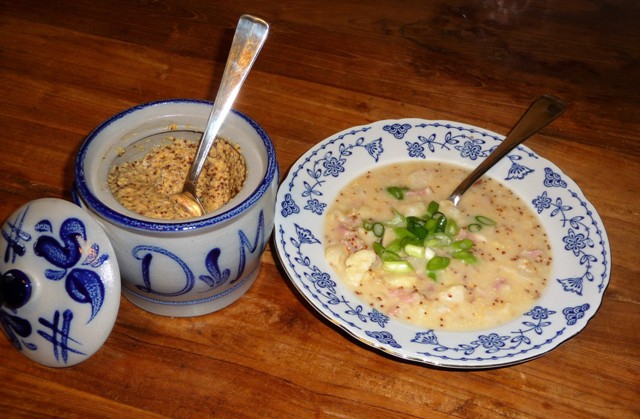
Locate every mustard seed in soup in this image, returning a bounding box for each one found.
[324,162,552,331]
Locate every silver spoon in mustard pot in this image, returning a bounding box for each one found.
[448,94,567,206]
[172,15,269,217]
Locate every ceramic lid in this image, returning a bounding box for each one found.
[0,198,120,367]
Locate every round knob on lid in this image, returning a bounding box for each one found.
[0,269,32,309]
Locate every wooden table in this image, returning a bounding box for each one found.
[1,1,638,417]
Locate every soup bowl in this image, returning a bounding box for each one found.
[74,99,279,317]
[274,118,610,368]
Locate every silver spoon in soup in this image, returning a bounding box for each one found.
[172,15,269,217]
[448,94,566,206]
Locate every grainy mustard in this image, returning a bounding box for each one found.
[108,137,246,220]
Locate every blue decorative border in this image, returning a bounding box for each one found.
[274,119,610,368]
[75,99,279,232]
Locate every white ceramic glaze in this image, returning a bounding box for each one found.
[0,198,121,367]
[274,119,610,369]
[74,99,279,317]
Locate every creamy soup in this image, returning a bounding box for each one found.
[324,162,551,331]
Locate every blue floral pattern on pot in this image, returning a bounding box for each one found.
[274,119,611,369]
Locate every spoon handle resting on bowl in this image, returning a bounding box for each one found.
[448,94,567,206]
[183,15,269,202]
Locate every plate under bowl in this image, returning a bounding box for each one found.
[274,119,610,369]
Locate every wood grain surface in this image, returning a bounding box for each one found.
[0,1,638,417]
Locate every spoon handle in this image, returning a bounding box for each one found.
[448,94,567,206]
[184,15,269,195]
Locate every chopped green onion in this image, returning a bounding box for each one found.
[425,233,452,248]
[367,202,490,276]
[467,223,482,232]
[434,215,448,233]
[393,227,412,240]
[453,250,477,264]
[372,222,385,238]
[385,210,406,227]
[381,250,402,262]
[403,243,425,258]
[427,256,450,271]
[451,239,473,250]
[476,215,496,226]
[386,239,403,254]
[424,247,436,260]
[373,242,401,262]
[407,216,428,239]
[425,218,438,233]
[386,186,409,200]
[425,201,439,218]
[400,236,422,248]
[445,218,459,236]
[406,216,425,228]
[382,260,414,273]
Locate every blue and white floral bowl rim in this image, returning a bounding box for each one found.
[274,118,611,369]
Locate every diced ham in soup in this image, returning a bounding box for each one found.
[324,162,552,331]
